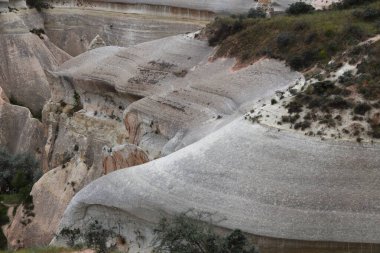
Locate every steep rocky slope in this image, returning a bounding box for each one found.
[0,11,70,116]
[1,4,211,247]
[0,87,45,158]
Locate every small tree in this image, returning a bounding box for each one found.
[247,8,266,19]
[153,211,259,253]
[59,220,116,253]
[286,2,315,15]
[26,0,50,11]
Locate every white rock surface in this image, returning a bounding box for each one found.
[54,34,300,158]
[42,8,204,56]
[56,118,380,252]
[50,0,255,15]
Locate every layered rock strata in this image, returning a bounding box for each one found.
[56,119,380,252]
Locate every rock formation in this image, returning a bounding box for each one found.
[0,4,210,246]
[0,86,45,158]
[41,8,205,56]
[0,11,71,116]
[0,0,26,12]
[1,0,371,252]
[56,118,380,252]
[87,35,106,51]
[102,144,149,175]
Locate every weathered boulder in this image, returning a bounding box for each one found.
[102,144,149,175]
[55,118,380,252]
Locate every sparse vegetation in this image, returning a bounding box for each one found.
[247,7,266,19]
[354,103,372,115]
[332,0,378,9]
[0,150,41,201]
[0,150,41,249]
[26,0,51,11]
[30,29,45,39]
[153,211,259,253]
[207,1,380,70]
[59,220,116,253]
[286,2,315,15]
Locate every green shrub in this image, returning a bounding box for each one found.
[371,124,380,138]
[247,8,266,19]
[286,101,303,114]
[0,150,41,200]
[26,0,50,11]
[354,103,372,115]
[286,2,315,15]
[352,8,380,21]
[293,21,310,31]
[338,71,355,85]
[153,212,259,253]
[294,120,311,130]
[277,32,295,48]
[333,0,378,9]
[342,25,366,43]
[326,96,352,109]
[59,220,116,253]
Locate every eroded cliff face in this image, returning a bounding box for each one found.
[41,8,205,56]
[0,11,70,116]
[0,87,45,158]
[0,3,215,248]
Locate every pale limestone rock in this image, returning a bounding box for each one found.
[88,34,106,51]
[0,0,7,12]
[9,0,27,9]
[0,87,9,103]
[55,119,380,252]
[54,34,300,159]
[50,0,255,17]
[42,8,204,56]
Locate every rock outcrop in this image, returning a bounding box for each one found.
[0,0,26,12]
[102,144,149,175]
[56,118,380,252]
[50,0,255,17]
[87,35,106,51]
[42,8,204,56]
[0,86,45,157]
[54,34,300,158]
[0,11,71,116]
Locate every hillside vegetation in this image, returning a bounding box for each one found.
[218,0,380,141]
[207,0,380,70]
